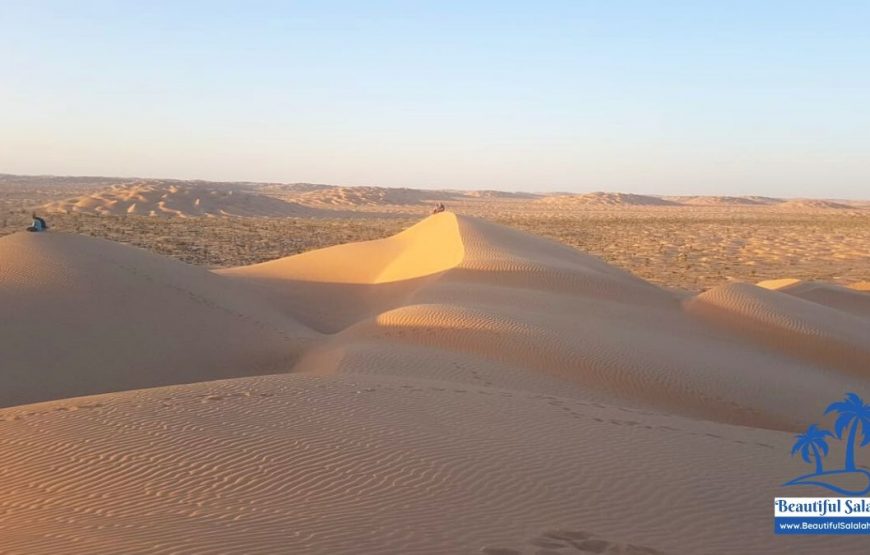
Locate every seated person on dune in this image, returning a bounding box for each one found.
[27,213,48,232]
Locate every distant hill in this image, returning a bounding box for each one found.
[3,173,865,213]
[537,192,679,206]
[463,190,542,199]
[41,181,313,218]
[666,196,783,206]
[0,173,127,189]
[776,199,855,210]
[289,186,462,206]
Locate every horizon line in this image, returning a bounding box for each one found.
[1,171,867,202]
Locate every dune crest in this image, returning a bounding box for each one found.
[221,212,465,284]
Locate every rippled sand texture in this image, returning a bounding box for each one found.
[1,213,868,554]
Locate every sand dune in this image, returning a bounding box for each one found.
[758,278,870,318]
[275,185,538,206]
[536,192,678,206]
[1,373,863,555]
[0,232,312,407]
[41,181,312,217]
[464,189,542,199]
[289,185,459,206]
[776,199,855,210]
[220,213,868,430]
[685,282,869,375]
[221,213,465,285]
[667,195,783,206]
[1,213,869,553]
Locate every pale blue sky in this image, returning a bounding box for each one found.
[1,1,868,197]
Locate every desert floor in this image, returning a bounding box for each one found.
[0,177,868,554]
[2,176,867,293]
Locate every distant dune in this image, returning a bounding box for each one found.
[667,195,783,206]
[0,173,126,189]
[1,213,868,553]
[776,199,855,210]
[290,185,460,206]
[464,189,542,199]
[41,181,313,217]
[536,191,679,206]
[4,173,864,215]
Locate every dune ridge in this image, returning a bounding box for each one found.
[1,213,869,553]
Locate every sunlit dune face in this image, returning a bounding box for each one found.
[219,212,465,284]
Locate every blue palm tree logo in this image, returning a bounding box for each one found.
[826,392,870,471]
[791,424,834,474]
[784,392,870,496]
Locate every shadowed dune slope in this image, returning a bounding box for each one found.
[0,232,314,407]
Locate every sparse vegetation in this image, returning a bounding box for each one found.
[2,178,867,292]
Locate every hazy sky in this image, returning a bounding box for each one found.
[2,1,868,197]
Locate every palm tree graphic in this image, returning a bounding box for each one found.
[791,424,833,474]
[825,392,870,471]
[783,392,870,495]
